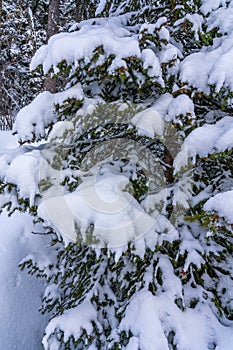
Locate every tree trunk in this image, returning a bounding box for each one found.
[0,0,2,23]
[75,0,86,22]
[46,0,60,40]
[44,0,60,93]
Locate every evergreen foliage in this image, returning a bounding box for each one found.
[0,0,233,349]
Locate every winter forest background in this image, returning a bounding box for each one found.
[0,0,233,349]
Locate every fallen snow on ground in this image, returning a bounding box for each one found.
[0,131,50,350]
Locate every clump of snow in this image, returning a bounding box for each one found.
[38,173,156,248]
[158,43,182,65]
[174,116,233,171]
[200,0,228,15]
[30,15,185,91]
[48,121,74,141]
[5,150,41,205]
[180,33,233,93]
[166,94,195,122]
[131,108,164,137]
[207,6,233,35]
[175,14,204,40]
[42,301,100,349]
[141,49,163,84]
[120,290,169,350]
[0,146,42,206]
[30,26,141,74]
[14,84,84,143]
[204,190,233,223]
[132,94,195,138]
[119,287,233,350]
[95,0,106,16]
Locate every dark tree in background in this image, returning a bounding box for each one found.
[43,0,60,92]
[0,0,47,130]
[0,0,87,129]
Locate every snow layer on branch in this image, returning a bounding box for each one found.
[14,84,84,142]
[95,0,107,16]
[180,33,233,93]
[141,49,162,81]
[30,15,182,89]
[31,25,141,74]
[174,13,204,40]
[207,5,233,35]
[204,190,233,223]
[131,108,164,137]
[42,301,100,349]
[0,146,40,205]
[38,173,157,248]
[200,0,229,15]
[119,288,233,350]
[174,116,233,171]
[132,93,195,137]
[4,150,41,206]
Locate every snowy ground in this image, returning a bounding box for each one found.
[0,131,50,350]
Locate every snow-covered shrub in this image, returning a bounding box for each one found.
[1,0,233,349]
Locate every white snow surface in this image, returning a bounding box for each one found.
[0,147,42,206]
[42,301,100,349]
[204,190,233,223]
[119,288,233,350]
[30,15,184,92]
[132,93,195,137]
[200,0,230,15]
[0,131,50,350]
[38,173,157,248]
[0,211,50,350]
[207,5,233,34]
[180,33,233,93]
[174,116,233,171]
[13,84,84,142]
[31,25,141,74]
[0,131,18,148]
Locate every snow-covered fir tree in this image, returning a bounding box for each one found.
[0,0,233,349]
